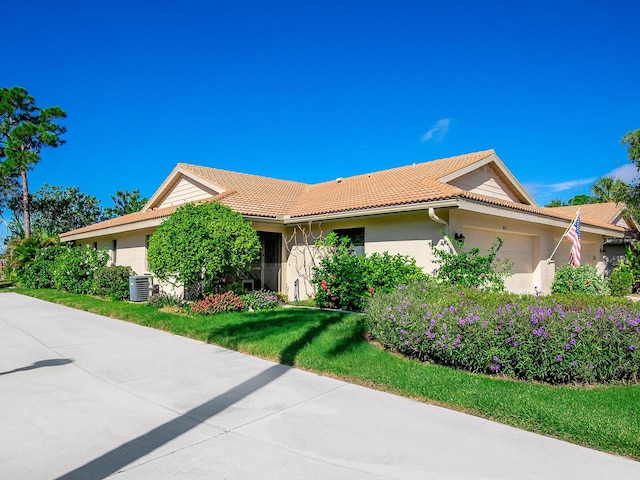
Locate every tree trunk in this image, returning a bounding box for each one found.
[21,169,30,238]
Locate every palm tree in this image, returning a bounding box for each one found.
[591,176,631,203]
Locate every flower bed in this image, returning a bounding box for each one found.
[365,283,640,384]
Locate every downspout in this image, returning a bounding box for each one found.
[428,208,457,253]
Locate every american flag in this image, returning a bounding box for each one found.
[565,212,581,267]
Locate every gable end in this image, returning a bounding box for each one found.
[156,175,219,209]
[448,164,521,203]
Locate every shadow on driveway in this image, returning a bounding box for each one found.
[57,310,351,479]
[0,358,73,376]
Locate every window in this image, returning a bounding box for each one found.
[334,228,365,256]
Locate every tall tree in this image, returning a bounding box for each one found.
[590,176,631,203]
[567,194,594,206]
[544,198,566,207]
[103,189,148,219]
[29,184,103,236]
[621,128,640,166]
[6,184,103,236]
[0,87,66,237]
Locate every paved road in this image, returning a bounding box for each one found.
[1,292,638,479]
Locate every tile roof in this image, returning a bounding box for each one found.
[544,202,627,225]
[176,164,308,217]
[287,150,494,217]
[60,150,628,238]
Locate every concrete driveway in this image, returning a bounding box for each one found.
[1,292,638,479]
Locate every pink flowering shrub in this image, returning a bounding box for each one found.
[190,291,245,314]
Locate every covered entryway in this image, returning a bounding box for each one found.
[248,232,282,292]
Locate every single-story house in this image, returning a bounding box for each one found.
[60,149,635,298]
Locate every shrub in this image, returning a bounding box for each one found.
[147,292,187,309]
[148,202,261,297]
[365,282,640,384]
[610,270,634,297]
[312,233,426,311]
[52,247,110,294]
[431,235,512,292]
[4,234,59,284]
[190,291,245,314]
[551,265,610,295]
[242,289,282,311]
[20,244,67,289]
[94,266,134,300]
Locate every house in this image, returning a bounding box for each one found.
[59,149,633,298]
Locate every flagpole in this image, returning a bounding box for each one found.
[547,209,580,264]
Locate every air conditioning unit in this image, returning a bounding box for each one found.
[129,275,152,302]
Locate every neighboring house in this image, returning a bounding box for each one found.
[546,202,638,275]
[60,149,633,298]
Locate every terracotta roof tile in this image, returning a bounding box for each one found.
[287,150,494,217]
[60,150,627,238]
[177,163,308,217]
[544,202,627,225]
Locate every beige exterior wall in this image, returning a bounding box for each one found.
[157,177,217,209]
[79,228,155,276]
[448,209,606,294]
[71,205,612,300]
[283,211,447,300]
[449,165,520,203]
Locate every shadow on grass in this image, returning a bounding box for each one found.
[203,308,365,365]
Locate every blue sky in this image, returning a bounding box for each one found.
[2,1,639,238]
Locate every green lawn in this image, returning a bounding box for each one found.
[13,288,640,460]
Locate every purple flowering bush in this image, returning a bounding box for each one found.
[242,289,282,311]
[365,283,640,384]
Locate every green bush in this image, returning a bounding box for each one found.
[147,292,187,309]
[312,233,426,311]
[20,245,67,289]
[190,291,245,314]
[431,235,512,292]
[242,289,282,311]
[365,282,640,384]
[94,266,134,300]
[148,202,260,297]
[52,247,110,294]
[610,270,634,297]
[551,265,610,295]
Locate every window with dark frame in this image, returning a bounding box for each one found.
[334,227,365,256]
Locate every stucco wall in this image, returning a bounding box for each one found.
[80,228,155,276]
[448,209,606,294]
[283,211,446,300]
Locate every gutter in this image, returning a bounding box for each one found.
[283,199,460,225]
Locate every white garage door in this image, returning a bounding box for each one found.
[462,229,534,293]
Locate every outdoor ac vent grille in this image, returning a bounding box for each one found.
[129,275,151,302]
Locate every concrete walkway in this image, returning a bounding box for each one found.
[1,292,638,479]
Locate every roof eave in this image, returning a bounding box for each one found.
[283,199,460,224]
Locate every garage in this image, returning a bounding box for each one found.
[462,228,535,293]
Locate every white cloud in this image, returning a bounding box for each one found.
[421,118,450,142]
[605,164,637,183]
[545,177,598,193]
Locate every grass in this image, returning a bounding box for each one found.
[13,287,640,461]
